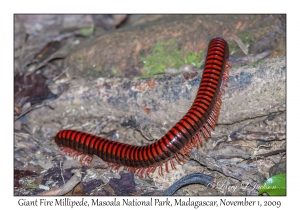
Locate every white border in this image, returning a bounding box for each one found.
[3,1,296,209]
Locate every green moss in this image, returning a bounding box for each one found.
[185,51,204,67]
[228,31,256,56]
[140,39,204,78]
[111,67,118,75]
[80,24,95,36]
[228,40,239,55]
[239,31,256,47]
[76,56,83,62]
[245,59,265,67]
[61,118,67,126]
[79,65,104,78]
[27,183,38,189]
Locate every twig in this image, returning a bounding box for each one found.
[60,161,65,184]
[246,149,286,164]
[37,170,81,196]
[14,102,47,121]
[29,48,68,73]
[14,85,65,122]
[188,148,264,187]
[234,36,249,55]
[212,136,227,149]
[52,70,66,82]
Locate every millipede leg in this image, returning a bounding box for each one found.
[207,118,215,130]
[201,127,209,139]
[204,123,212,136]
[158,165,163,176]
[81,155,93,166]
[196,132,203,145]
[191,135,199,148]
[165,162,169,173]
[174,153,184,165]
[137,168,146,178]
[170,159,176,170]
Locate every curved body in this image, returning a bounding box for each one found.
[55,37,230,176]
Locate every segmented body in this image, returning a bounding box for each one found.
[55,37,230,177]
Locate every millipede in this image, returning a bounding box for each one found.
[55,37,231,177]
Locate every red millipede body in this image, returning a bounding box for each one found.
[55,37,231,177]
